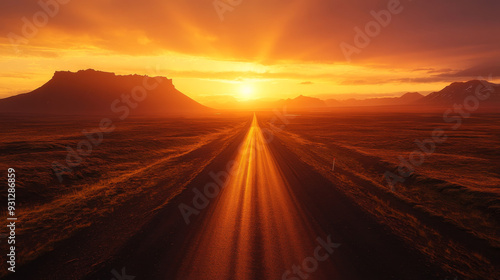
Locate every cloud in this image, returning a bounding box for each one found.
[436,62,500,78]
[0,0,499,67]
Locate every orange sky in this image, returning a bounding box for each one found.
[1,0,499,105]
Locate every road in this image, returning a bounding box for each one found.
[174,114,339,279]
[84,113,444,280]
[6,114,448,280]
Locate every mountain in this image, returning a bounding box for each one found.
[398,92,424,103]
[325,92,423,107]
[0,69,211,115]
[325,98,342,107]
[276,95,327,110]
[416,80,500,106]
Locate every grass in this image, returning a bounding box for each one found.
[262,111,500,279]
[0,115,248,272]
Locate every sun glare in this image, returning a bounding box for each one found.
[239,84,254,100]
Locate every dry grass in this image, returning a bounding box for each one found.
[262,111,500,279]
[0,115,248,271]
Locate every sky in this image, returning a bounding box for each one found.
[1,0,499,105]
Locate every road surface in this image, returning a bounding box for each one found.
[175,114,340,279]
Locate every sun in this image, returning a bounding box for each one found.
[239,84,254,100]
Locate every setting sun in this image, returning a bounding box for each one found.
[239,84,255,100]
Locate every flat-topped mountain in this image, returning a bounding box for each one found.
[0,69,211,115]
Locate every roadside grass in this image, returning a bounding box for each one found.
[263,112,500,279]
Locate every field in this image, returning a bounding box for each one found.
[0,111,499,279]
[263,111,500,279]
[0,114,249,272]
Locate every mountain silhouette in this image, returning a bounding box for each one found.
[326,92,423,107]
[416,80,500,106]
[398,92,424,103]
[277,95,327,109]
[0,69,211,115]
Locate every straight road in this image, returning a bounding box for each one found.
[174,114,339,279]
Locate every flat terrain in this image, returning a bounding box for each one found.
[1,112,499,279]
[0,114,248,276]
[261,111,500,279]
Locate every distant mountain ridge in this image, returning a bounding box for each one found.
[325,92,424,107]
[1,73,498,114]
[0,69,211,115]
[277,95,328,109]
[275,80,499,110]
[416,80,500,106]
